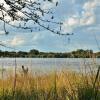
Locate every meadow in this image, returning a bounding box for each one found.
[0,65,100,100]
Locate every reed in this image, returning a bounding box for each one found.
[0,68,99,100]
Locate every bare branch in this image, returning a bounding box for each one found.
[0,0,74,36]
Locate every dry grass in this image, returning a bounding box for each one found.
[0,68,100,100]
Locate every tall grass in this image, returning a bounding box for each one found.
[0,67,100,100]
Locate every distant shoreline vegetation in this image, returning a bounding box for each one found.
[0,49,100,58]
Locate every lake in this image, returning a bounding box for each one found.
[0,58,100,74]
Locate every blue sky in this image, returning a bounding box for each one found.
[0,0,100,52]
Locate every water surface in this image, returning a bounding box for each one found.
[0,58,99,73]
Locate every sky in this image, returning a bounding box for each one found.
[0,0,100,52]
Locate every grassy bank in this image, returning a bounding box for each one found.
[0,67,100,100]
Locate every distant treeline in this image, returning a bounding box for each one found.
[0,49,100,58]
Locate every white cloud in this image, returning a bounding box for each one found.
[32,33,40,41]
[83,0,100,10]
[62,16,79,33]
[9,36,25,46]
[32,32,45,43]
[80,0,98,25]
[83,1,97,10]
[42,0,59,10]
[0,31,6,35]
[80,16,95,26]
[62,0,99,33]
[67,17,79,26]
[81,0,99,25]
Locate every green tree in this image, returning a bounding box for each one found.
[30,49,39,55]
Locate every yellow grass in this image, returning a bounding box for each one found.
[0,69,99,100]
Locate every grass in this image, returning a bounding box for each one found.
[0,66,100,100]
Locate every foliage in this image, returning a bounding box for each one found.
[0,49,99,58]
